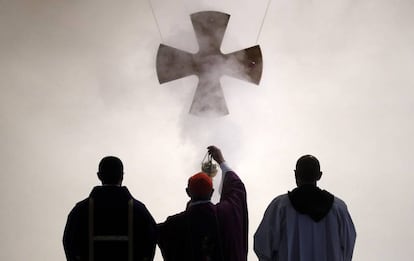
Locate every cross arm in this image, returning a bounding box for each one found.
[224,45,263,85]
[156,44,195,84]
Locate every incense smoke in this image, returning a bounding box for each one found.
[156,11,262,117]
[1,1,414,261]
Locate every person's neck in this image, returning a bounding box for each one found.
[297,181,317,187]
[188,199,211,207]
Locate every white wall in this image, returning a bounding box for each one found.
[1,0,413,260]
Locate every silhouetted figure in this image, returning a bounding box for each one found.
[63,156,156,261]
[157,146,248,261]
[254,155,356,261]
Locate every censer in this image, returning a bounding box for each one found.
[201,152,218,177]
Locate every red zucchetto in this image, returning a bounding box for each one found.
[187,172,213,197]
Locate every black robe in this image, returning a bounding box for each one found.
[63,186,156,261]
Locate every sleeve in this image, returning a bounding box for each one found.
[339,203,357,261]
[218,162,232,195]
[134,203,157,261]
[157,214,186,261]
[219,166,246,206]
[254,199,282,261]
[217,165,249,259]
[157,221,173,261]
[62,207,81,261]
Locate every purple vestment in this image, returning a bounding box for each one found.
[158,171,248,261]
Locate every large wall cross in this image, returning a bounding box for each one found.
[156,11,263,116]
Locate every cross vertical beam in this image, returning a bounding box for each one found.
[156,11,263,116]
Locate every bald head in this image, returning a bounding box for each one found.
[295,155,322,186]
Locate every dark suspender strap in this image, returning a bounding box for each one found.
[88,197,134,261]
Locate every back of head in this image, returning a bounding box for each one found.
[187,172,213,201]
[295,155,321,184]
[98,156,124,185]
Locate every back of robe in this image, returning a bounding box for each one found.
[158,203,223,261]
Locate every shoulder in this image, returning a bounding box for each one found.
[130,199,156,224]
[165,211,186,223]
[123,187,152,214]
[263,194,289,214]
[65,198,89,224]
[71,198,89,213]
[332,196,349,210]
[330,196,354,220]
[269,194,289,207]
[132,198,149,211]
[159,211,187,231]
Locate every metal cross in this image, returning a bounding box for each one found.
[156,11,263,116]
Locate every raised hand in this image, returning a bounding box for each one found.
[207,145,225,164]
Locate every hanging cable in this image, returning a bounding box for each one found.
[256,0,273,44]
[148,0,164,42]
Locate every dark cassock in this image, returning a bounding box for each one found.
[63,186,157,261]
[157,162,248,261]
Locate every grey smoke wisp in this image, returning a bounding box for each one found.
[2,1,414,261]
[156,11,262,117]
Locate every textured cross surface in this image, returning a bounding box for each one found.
[156,11,263,116]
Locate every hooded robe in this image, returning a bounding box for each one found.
[254,185,356,261]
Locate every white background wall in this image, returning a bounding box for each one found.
[1,0,413,260]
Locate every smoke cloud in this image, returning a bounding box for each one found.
[1,0,414,260]
[156,11,262,116]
